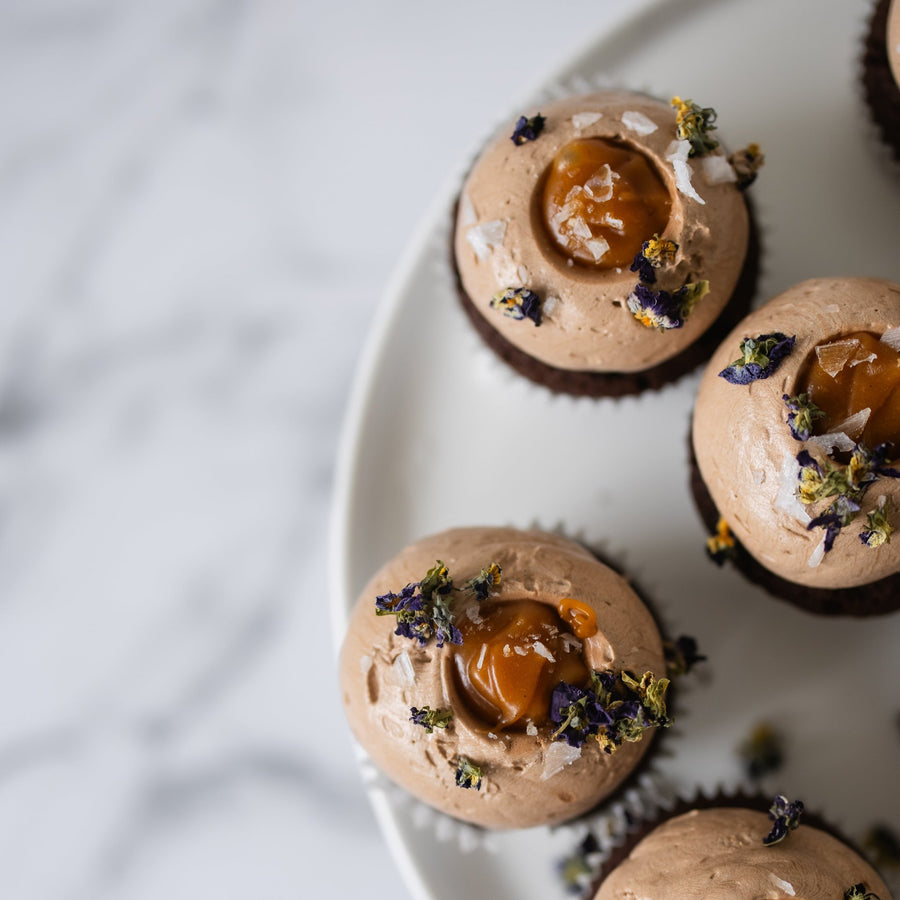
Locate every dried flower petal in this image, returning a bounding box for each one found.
[557,834,601,896]
[511,113,546,145]
[467,562,502,601]
[783,393,826,441]
[629,234,678,283]
[671,96,719,156]
[738,722,784,780]
[845,884,881,900]
[861,496,894,548]
[627,280,708,331]
[706,516,737,565]
[763,794,804,846]
[409,705,452,733]
[454,756,483,789]
[664,635,706,676]
[719,333,796,385]
[729,143,765,188]
[491,286,542,325]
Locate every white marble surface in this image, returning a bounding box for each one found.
[0,1,642,897]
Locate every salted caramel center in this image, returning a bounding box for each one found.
[799,331,900,448]
[453,600,588,730]
[541,138,671,269]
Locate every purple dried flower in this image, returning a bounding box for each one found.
[783,393,825,441]
[490,287,542,325]
[763,794,804,846]
[719,333,796,385]
[510,113,546,145]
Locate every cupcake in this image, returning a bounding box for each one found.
[691,277,900,616]
[452,90,762,397]
[592,794,892,899]
[338,526,689,830]
[863,0,900,162]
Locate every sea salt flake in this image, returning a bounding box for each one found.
[881,326,900,350]
[543,296,559,316]
[541,742,582,780]
[466,219,507,261]
[572,111,603,129]
[808,534,827,568]
[770,874,796,895]
[503,644,513,657]
[808,431,856,455]
[526,723,539,736]
[459,192,477,227]
[567,216,592,240]
[586,238,610,261]
[833,407,871,439]
[393,651,415,685]
[488,732,498,740]
[517,264,530,283]
[532,641,555,662]
[584,166,616,201]
[550,202,578,230]
[774,452,811,524]
[701,154,737,184]
[601,213,624,231]
[466,606,484,624]
[513,645,527,656]
[816,338,860,377]
[666,140,705,205]
[561,634,583,653]
[621,110,658,135]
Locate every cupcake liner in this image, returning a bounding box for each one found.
[447,73,764,399]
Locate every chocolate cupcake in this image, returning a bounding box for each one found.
[452,90,762,397]
[591,793,892,899]
[863,0,900,162]
[338,526,694,830]
[691,277,900,616]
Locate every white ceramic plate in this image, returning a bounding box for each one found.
[331,0,900,897]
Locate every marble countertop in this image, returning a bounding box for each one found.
[0,1,641,897]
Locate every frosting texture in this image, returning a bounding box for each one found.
[594,807,891,900]
[339,526,665,829]
[693,277,900,590]
[453,91,750,373]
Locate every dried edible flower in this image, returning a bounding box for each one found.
[664,635,705,676]
[729,142,765,188]
[454,756,483,790]
[738,722,784,780]
[626,280,709,331]
[845,884,881,900]
[763,794,804,846]
[557,833,600,896]
[629,234,678,284]
[783,393,826,441]
[550,669,671,752]
[797,445,900,552]
[671,96,719,157]
[511,113,546,145]
[375,560,462,648]
[860,496,894,548]
[467,562,502,601]
[491,287,542,325]
[409,706,453,733]
[706,516,737,565]
[719,333,796,385]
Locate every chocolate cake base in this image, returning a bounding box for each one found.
[863,0,900,162]
[688,431,900,617]
[451,201,761,399]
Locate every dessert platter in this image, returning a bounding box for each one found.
[331,0,900,897]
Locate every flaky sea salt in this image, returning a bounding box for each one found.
[815,338,861,377]
[392,650,415,685]
[459,192,477,227]
[808,534,827,569]
[560,633,582,653]
[541,742,582,780]
[701,154,737,184]
[543,295,559,316]
[621,110,657,135]
[586,238,610,261]
[526,723,538,736]
[572,111,603,129]
[832,407,871,439]
[476,643,487,670]
[774,452,810,524]
[584,165,616,201]
[517,264,529,283]
[770,874,796,896]
[881,326,900,350]
[666,140,705,205]
[808,431,856,455]
[601,213,624,231]
[466,219,507,261]
[532,641,555,662]
[568,216,592,240]
[514,645,527,656]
